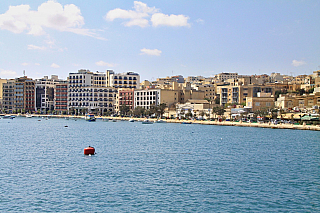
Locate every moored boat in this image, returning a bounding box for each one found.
[142,119,153,124]
[85,114,96,122]
[155,119,166,123]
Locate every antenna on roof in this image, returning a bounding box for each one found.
[23,70,26,76]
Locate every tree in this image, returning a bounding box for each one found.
[185,109,193,119]
[158,103,167,118]
[254,108,268,121]
[133,106,145,117]
[119,104,130,116]
[212,106,225,120]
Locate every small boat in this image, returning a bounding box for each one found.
[2,115,15,119]
[26,114,33,118]
[129,119,135,122]
[85,114,96,122]
[155,119,166,123]
[181,121,192,124]
[142,119,153,124]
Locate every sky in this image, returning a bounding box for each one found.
[0,0,319,81]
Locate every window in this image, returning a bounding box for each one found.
[255,102,260,106]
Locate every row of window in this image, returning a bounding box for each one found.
[136,91,157,96]
[114,76,137,80]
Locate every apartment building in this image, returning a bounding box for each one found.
[2,79,14,113]
[134,88,181,109]
[14,76,36,113]
[216,72,238,81]
[246,93,275,112]
[106,70,140,89]
[54,83,68,113]
[191,83,216,101]
[115,88,135,113]
[35,75,66,113]
[217,83,274,106]
[68,70,116,114]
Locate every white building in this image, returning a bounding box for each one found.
[106,70,140,89]
[134,89,160,109]
[68,69,116,114]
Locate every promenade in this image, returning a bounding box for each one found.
[12,114,319,131]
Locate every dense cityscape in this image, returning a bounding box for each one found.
[1,69,319,126]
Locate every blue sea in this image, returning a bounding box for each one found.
[0,117,319,212]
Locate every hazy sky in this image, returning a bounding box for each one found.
[0,0,319,81]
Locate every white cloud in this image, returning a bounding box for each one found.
[292,60,306,67]
[105,1,190,28]
[28,44,46,50]
[21,62,29,66]
[151,13,190,27]
[0,69,17,77]
[0,1,104,39]
[140,48,162,56]
[51,63,60,68]
[195,18,204,25]
[35,63,40,66]
[96,61,116,67]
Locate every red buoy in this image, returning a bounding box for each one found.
[84,146,95,155]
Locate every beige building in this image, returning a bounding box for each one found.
[216,72,238,81]
[294,93,320,109]
[275,94,295,109]
[217,83,274,106]
[176,99,211,118]
[192,83,216,101]
[246,93,275,112]
[0,79,7,100]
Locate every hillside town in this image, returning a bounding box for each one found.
[1,69,320,125]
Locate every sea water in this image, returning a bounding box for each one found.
[0,117,319,212]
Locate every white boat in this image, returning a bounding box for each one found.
[85,114,96,122]
[26,114,33,118]
[2,115,15,119]
[129,119,135,122]
[142,119,153,124]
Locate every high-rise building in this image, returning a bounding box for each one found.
[14,76,36,113]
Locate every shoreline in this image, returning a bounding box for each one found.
[7,114,320,131]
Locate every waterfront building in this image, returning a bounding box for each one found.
[54,83,68,114]
[134,88,178,110]
[2,79,14,113]
[116,88,134,113]
[176,99,211,119]
[14,76,36,113]
[246,92,275,112]
[68,70,116,114]
[35,75,66,113]
[106,70,140,89]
